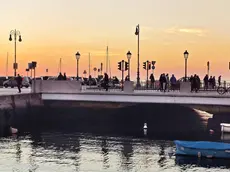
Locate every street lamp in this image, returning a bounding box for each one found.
[135,24,141,87]
[126,51,132,81]
[184,50,189,81]
[75,51,81,81]
[9,29,22,77]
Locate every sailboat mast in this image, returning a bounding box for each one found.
[106,46,108,74]
[89,53,91,77]
[6,52,8,77]
[109,56,111,78]
[60,58,62,73]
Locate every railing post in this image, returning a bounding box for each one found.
[224,81,226,88]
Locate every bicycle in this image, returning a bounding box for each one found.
[217,86,230,95]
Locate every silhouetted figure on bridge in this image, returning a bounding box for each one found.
[57,73,64,80]
[166,74,170,92]
[190,74,200,92]
[203,75,209,90]
[63,73,67,80]
[218,75,221,86]
[104,73,109,91]
[16,74,22,93]
[170,74,177,91]
[150,73,155,89]
[159,73,166,92]
[212,76,216,89]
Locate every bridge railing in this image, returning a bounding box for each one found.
[31,80,230,94]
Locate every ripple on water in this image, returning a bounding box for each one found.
[0,132,229,172]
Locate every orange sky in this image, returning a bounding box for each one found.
[1,0,230,80]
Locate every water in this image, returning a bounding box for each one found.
[0,131,229,172]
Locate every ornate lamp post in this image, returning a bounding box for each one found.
[184,50,189,81]
[75,52,81,81]
[126,51,132,80]
[9,29,22,77]
[135,24,141,87]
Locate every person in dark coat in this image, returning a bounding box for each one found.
[150,73,155,89]
[63,73,67,80]
[57,73,64,80]
[16,74,22,93]
[104,73,109,91]
[203,74,209,90]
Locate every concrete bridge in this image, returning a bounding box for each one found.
[27,80,230,114]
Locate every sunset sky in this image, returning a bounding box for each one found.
[0,0,230,80]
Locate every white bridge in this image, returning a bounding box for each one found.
[29,80,230,106]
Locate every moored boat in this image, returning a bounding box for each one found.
[220,123,230,133]
[175,140,230,159]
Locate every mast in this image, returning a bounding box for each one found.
[60,58,62,73]
[6,52,8,77]
[106,46,108,74]
[89,53,91,77]
[109,55,112,78]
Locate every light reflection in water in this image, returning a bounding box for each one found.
[0,132,229,172]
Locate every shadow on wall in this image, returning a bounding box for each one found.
[11,101,210,140]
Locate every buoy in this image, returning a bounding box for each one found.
[143,129,147,136]
[143,123,147,129]
[209,129,214,135]
[10,127,18,134]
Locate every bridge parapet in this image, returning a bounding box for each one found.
[31,80,82,93]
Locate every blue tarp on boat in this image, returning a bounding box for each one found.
[174,140,230,150]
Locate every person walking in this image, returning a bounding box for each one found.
[218,75,221,86]
[150,73,155,89]
[16,74,22,93]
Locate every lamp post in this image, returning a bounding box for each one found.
[9,29,22,77]
[75,51,81,81]
[184,50,189,82]
[126,51,132,81]
[135,24,141,87]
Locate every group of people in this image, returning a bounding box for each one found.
[57,72,67,80]
[203,75,221,90]
[149,73,177,92]
[190,74,201,92]
[190,74,222,92]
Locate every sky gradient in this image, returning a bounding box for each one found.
[0,0,230,80]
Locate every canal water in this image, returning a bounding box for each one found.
[1,102,230,171]
[0,131,229,172]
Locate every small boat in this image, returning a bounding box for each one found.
[175,140,230,159]
[220,123,230,133]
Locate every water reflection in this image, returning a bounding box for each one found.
[158,144,166,167]
[120,140,134,171]
[101,137,109,169]
[0,132,230,171]
[175,155,230,168]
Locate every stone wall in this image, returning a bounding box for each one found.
[0,93,42,136]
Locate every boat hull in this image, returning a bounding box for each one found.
[220,123,230,133]
[175,140,230,159]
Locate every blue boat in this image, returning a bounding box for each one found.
[175,140,230,159]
